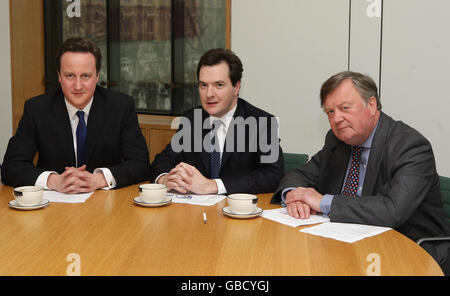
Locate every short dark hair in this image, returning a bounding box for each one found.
[56,37,102,75]
[196,48,243,86]
[320,71,382,110]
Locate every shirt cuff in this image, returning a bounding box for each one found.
[35,171,58,189]
[154,173,226,194]
[155,173,168,184]
[214,179,227,195]
[280,187,296,207]
[320,194,334,217]
[94,168,116,190]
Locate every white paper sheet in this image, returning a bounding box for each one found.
[300,222,392,243]
[167,193,226,206]
[43,190,94,203]
[261,207,330,227]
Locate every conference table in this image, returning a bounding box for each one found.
[0,183,443,276]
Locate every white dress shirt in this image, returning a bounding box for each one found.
[35,97,117,190]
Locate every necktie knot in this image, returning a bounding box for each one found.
[352,146,363,160]
[76,110,84,119]
[210,120,222,147]
[212,119,222,131]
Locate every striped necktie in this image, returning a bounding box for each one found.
[210,120,222,179]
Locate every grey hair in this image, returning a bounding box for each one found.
[320,71,382,110]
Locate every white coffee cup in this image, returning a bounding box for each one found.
[227,193,258,214]
[13,186,44,207]
[139,183,167,203]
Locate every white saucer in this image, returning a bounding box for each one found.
[8,199,49,211]
[133,196,172,207]
[222,206,263,219]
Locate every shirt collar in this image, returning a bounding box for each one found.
[360,120,379,149]
[64,97,94,119]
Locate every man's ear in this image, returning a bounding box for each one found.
[367,96,378,114]
[233,80,241,96]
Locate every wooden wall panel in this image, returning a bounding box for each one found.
[10,0,46,133]
[140,123,176,163]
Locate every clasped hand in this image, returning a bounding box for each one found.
[158,162,218,195]
[285,187,323,219]
[47,165,107,194]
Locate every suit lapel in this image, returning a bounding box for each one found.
[362,112,389,195]
[221,99,243,170]
[50,90,76,166]
[85,88,106,166]
[328,142,351,193]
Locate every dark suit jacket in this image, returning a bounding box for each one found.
[1,86,150,188]
[273,112,450,264]
[150,98,284,194]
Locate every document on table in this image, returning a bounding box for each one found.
[44,190,94,203]
[167,193,226,206]
[261,207,330,227]
[300,222,392,243]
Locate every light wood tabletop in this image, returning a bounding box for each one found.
[0,183,443,276]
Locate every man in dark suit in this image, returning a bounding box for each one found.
[273,71,450,275]
[1,38,149,193]
[150,48,283,194]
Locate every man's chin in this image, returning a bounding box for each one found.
[335,132,355,145]
[204,106,222,117]
[66,97,91,109]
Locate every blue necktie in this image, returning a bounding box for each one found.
[342,146,364,197]
[76,111,87,167]
[210,120,222,179]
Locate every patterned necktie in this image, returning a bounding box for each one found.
[210,120,222,179]
[342,146,364,197]
[76,111,87,167]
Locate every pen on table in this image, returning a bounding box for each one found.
[167,193,192,199]
[203,212,207,224]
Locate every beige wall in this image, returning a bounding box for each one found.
[232,0,349,162]
[380,0,450,177]
[232,0,450,176]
